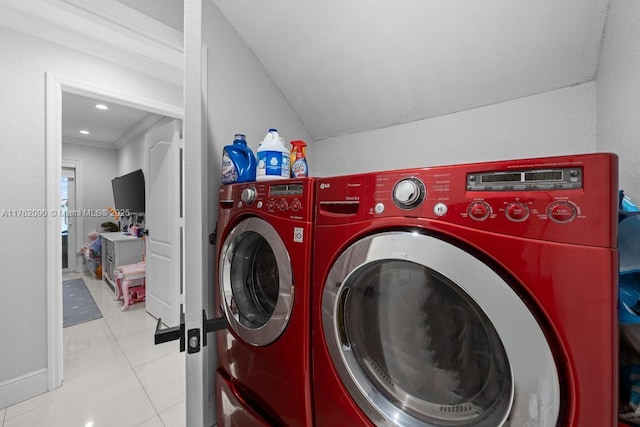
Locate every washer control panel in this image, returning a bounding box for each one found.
[219,179,314,221]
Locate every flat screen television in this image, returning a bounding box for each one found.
[111,169,145,214]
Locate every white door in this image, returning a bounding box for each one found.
[183,1,214,425]
[146,119,183,327]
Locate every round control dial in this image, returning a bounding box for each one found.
[393,178,426,209]
[467,201,492,221]
[505,203,530,222]
[241,187,257,205]
[547,201,577,223]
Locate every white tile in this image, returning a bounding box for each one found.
[4,381,66,420]
[135,351,185,413]
[136,415,165,427]
[4,372,156,427]
[118,327,177,368]
[95,294,129,319]
[6,340,131,420]
[159,400,185,427]
[1,406,6,422]
[63,339,131,393]
[63,317,115,355]
[105,308,158,341]
[86,280,117,304]
[11,274,184,426]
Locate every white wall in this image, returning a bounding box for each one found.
[314,82,597,176]
[0,24,181,408]
[118,134,146,176]
[62,143,119,266]
[203,1,315,243]
[597,0,640,204]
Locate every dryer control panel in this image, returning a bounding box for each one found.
[315,153,617,248]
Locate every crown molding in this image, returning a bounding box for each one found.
[0,0,183,85]
[114,113,166,149]
[63,135,117,150]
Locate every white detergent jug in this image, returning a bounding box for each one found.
[256,128,290,181]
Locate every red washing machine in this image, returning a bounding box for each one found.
[215,178,315,426]
[312,153,618,426]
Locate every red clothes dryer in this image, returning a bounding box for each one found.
[215,178,315,426]
[312,153,618,426]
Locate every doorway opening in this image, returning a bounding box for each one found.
[46,73,183,391]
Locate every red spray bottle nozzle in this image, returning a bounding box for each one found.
[290,140,307,147]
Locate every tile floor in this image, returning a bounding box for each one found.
[1,272,185,427]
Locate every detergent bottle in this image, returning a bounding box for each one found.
[289,140,308,178]
[221,134,257,184]
[256,128,290,181]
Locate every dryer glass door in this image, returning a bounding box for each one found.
[220,217,293,346]
[322,231,560,426]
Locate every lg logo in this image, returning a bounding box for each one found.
[320,183,331,190]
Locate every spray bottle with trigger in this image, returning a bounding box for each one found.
[290,140,308,178]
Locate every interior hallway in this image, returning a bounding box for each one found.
[0,272,185,427]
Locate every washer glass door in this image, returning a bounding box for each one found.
[220,217,293,346]
[323,231,560,426]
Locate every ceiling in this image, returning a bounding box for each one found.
[62,92,162,149]
[61,0,611,146]
[212,0,610,141]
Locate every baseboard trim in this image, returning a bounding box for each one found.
[0,369,48,410]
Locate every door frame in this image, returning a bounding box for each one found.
[45,73,183,390]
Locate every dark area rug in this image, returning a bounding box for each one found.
[63,278,103,328]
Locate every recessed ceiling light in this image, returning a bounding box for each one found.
[95,104,108,110]
[79,130,90,135]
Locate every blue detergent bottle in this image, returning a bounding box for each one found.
[221,134,257,184]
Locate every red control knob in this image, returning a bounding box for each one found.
[278,199,289,211]
[291,199,302,211]
[467,201,491,221]
[505,203,530,222]
[547,201,577,223]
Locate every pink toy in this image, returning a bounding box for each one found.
[114,261,146,310]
